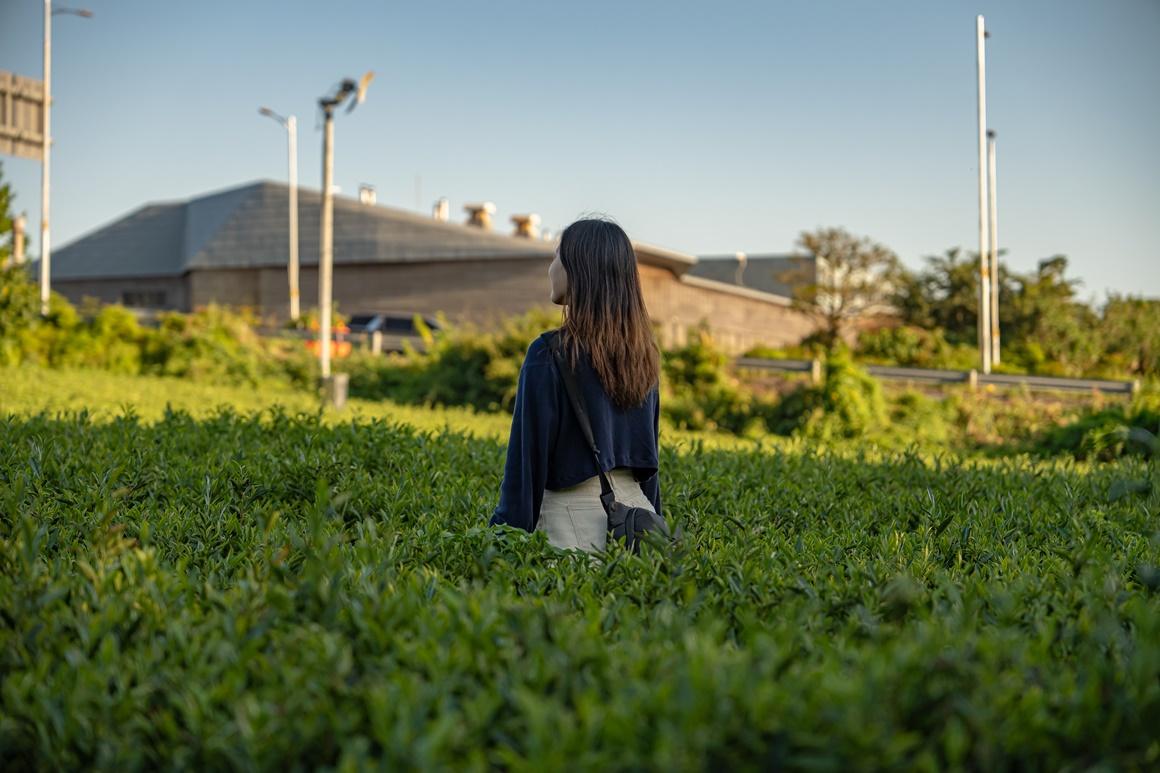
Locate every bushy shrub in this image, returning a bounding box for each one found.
[857,325,977,371]
[0,265,39,339]
[1,265,315,387]
[1036,391,1160,460]
[348,309,559,412]
[142,305,277,384]
[771,354,889,440]
[886,389,955,446]
[662,328,773,436]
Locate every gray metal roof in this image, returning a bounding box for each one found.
[52,180,556,280]
[690,253,816,297]
[51,203,187,278]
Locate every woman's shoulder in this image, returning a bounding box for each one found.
[526,327,561,357]
[524,329,562,368]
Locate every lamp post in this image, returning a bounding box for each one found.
[316,73,373,394]
[258,107,300,322]
[975,15,992,374]
[987,129,1000,366]
[40,2,93,316]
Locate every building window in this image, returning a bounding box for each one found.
[122,290,167,308]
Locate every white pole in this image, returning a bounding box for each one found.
[988,129,1000,366]
[319,108,334,380]
[975,15,992,374]
[287,115,300,322]
[39,0,51,315]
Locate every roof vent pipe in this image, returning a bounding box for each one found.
[735,251,747,286]
[510,213,540,238]
[464,202,496,230]
[432,197,450,221]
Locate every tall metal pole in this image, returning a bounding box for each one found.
[39,0,52,315]
[319,107,335,380]
[975,15,992,374]
[987,129,1000,366]
[287,115,300,322]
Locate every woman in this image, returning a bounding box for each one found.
[489,218,662,552]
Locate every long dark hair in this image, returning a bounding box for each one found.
[557,218,660,409]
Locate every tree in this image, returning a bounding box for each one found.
[1,162,40,337]
[1100,295,1160,377]
[893,251,1108,376]
[1002,256,1101,375]
[786,227,900,349]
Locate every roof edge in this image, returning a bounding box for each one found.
[633,241,697,276]
[679,274,794,307]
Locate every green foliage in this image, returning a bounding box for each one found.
[814,353,889,434]
[893,251,1159,379]
[770,353,889,440]
[1099,295,1160,378]
[0,266,40,357]
[0,261,315,387]
[891,248,985,342]
[662,327,773,436]
[1036,392,1160,461]
[347,309,558,412]
[143,305,300,385]
[856,325,977,371]
[742,342,818,361]
[1,407,1158,768]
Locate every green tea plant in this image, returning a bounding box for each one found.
[1,403,1157,769]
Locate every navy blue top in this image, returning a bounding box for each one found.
[490,331,661,532]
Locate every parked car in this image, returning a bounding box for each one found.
[347,313,442,337]
[346,312,442,353]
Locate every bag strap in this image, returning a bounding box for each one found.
[551,342,616,509]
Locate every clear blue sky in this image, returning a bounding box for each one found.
[2,0,1158,300]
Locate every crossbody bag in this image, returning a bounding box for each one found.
[551,345,672,553]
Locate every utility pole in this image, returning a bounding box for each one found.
[316,73,373,402]
[287,115,299,322]
[39,2,92,315]
[987,129,1000,365]
[319,105,335,380]
[40,0,51,315]
[975,15,992,374]
[258,108,300,321]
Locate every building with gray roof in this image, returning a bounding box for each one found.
[690,253,818,299]
[49,181,817,352]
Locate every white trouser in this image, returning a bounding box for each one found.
[536,469,655,553]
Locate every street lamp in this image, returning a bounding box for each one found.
[258,106,300,322]
[40,2,93,315]
[316,72,373,398]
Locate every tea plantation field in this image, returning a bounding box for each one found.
[1,366,1159,769]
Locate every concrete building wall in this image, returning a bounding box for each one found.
[638,264,817,353]
[79,259,818,354]
[188,269,261,311]
[54,276,187,311]
[241,257,553,325]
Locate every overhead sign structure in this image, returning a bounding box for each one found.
[0,71,46,161]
